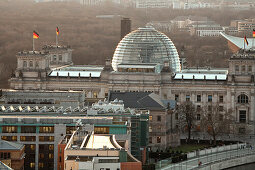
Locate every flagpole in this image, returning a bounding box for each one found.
[56,34,58,46]
[33,34,35,51]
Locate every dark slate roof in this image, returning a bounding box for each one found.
[0,140,24,150]
[108,91,174,110]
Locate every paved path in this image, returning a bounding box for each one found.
[158,148,255,170]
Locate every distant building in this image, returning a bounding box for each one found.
[189,23,223,37]
[121,18,131,40]
[0,140,25,170]
[135,0,171,8]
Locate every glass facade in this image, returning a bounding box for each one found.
[112,26,181,72]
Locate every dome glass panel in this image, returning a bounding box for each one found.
[112,26,181,72]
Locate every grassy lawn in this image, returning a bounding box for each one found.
[170,144,211,153]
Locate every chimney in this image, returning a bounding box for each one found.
[121,18,131,40]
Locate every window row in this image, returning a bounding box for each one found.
[235,65,252,72]
[23,61,39,68]
[175,94,224,103]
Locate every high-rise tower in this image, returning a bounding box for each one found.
[120,18,131,40]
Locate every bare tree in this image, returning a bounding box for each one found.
[201,104,234,145]
[176,101,196,143]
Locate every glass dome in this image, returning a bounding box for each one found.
[112,26,181,72]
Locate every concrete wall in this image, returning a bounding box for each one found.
[201,154,255,170]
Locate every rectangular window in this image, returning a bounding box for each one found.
[21,126,36,133]
[149,116,152,121]
[39,126,54,133]
[59,55,62,61]
[208,95,212,102]
[29,61,33,67]
[157,137,161,143]
[23,61,27,68]
[219,95,223,103]
[93,92,98,98]
[30,163,35,168]
[94,127,109,134]
[175,113,178,120]
[59,156,62,162]
[20,136,36,142]
[175,94,179,102]
[197,95,201,102]
[157,115,161,122]
[219,106,224,112]
[39,162,44,168]
[197,105,201,111]
[248,65,252,72]
[49,145,54,150]
[239,110,246,123]
[242,65,246,72]
[49,153,54,159]
[30,144,36,151]
[2,126,17,133]
[235,65,239,72]
[186,95,190,102]
[197,114,201,120]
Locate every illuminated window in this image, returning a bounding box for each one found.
[49,153,54,159]
[94,127,109,134]
[2,126,17,133]
[30,145,35,150]
[49,145,54,150]
[93,92,98,98]
[39,162,44,168]
[49,136,54,141]
[149,116,152,121]
[30,163,35,168]
[39,126,54,133]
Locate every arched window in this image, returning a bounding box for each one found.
[238,94,249,103]
[23,61,27,68]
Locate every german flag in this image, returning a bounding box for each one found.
[56,27,59,36]
[244,36,249,46]
[33,31,39,39]
[253,29,255,38]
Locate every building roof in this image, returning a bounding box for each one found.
[0,162,13,170]
[49,65,104,78]
[85,135,118,149]
[108,92,166,110]
[221,32,254,50]
[174,68,228,80]
[0,140,23,150]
